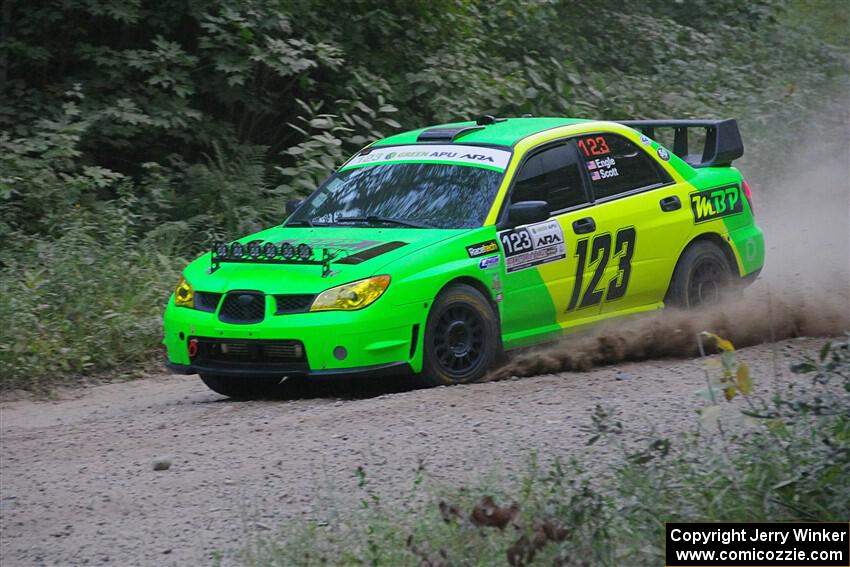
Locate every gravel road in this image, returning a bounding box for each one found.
[0,336,831,566]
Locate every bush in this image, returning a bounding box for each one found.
[2,1,847,240]
[0,207,184,391]
[245,336,850,566]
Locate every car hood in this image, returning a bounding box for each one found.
[182,225,465,294]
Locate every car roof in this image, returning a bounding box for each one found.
[372,117,592,148]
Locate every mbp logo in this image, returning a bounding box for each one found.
[690,185,744,223]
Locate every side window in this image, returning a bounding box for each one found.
[511,143,588,213]
[576,133,671,200]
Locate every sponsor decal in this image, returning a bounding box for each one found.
[587,155,619,181]
[479,256,500,270]
[342,144,511,171]
[495,292,504,303]
[657,147,670,161]
[466,239,500,258]
[492,275,502,290]
[498,219,566,273]
[639,134,651,145]
[690,184,744,223]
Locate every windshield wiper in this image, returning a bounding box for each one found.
[334,215,433,229]
[286,218,313,227]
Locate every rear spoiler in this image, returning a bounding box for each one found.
[617,119,743,168]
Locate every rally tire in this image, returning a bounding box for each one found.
[199,374,282,399]
[418,284,499,387]
[666,240,735,309]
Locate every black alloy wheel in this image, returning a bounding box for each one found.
[687,255,728,307]
[420,284,499,386]
[433,304,486,376]
[667,240,735,309]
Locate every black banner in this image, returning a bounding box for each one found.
[666,522,849,567]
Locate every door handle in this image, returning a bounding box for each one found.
[572,217,596,234]
[660,196,681,212]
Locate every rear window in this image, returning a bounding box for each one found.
[577,133,671,199]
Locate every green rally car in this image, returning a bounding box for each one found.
[164,116,765,397]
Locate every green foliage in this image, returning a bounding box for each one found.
[784,0,850,48]
[3,0,847,242]
[276,97,401,196]
[0,207,183,391]
[245,338,850,565]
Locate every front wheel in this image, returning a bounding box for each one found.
[666,240,735,309]
[418,284,500,387]
[199,374,282,399]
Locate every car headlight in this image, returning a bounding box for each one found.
[174,276,194,308]
[310,275,391,312]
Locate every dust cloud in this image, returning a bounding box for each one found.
[490,119,849,380]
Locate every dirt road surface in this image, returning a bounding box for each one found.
[0,337,831,566]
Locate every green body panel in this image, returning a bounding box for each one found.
[373,118,590,148]
[163,117,765,376]
[164,226,499,374]
[673,165,764,275]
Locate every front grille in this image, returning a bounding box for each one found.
[219,292,266,324]
[274,294,315,315]
[194,291,222,312]
[196,339,306,363]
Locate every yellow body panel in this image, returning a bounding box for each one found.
[488,121,748,342]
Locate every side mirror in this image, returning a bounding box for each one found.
[285,199,303,216]
[507,201,549,226]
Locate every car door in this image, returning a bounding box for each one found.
[497,140,603,347]
[571,131,690,315]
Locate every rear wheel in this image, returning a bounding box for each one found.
[666,240,735,309]
[199,374,282,399]
[419,284,499,387]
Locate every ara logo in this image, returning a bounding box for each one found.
[534,233,563,246]
[690,185,744,223]
[459,153,495,163]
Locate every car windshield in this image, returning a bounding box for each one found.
[287,162,505,229]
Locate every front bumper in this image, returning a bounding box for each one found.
[165,360,412,379]
[162,295,426,376]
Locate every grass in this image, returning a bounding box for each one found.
[0,207,184,392]
[244,336,850,566]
